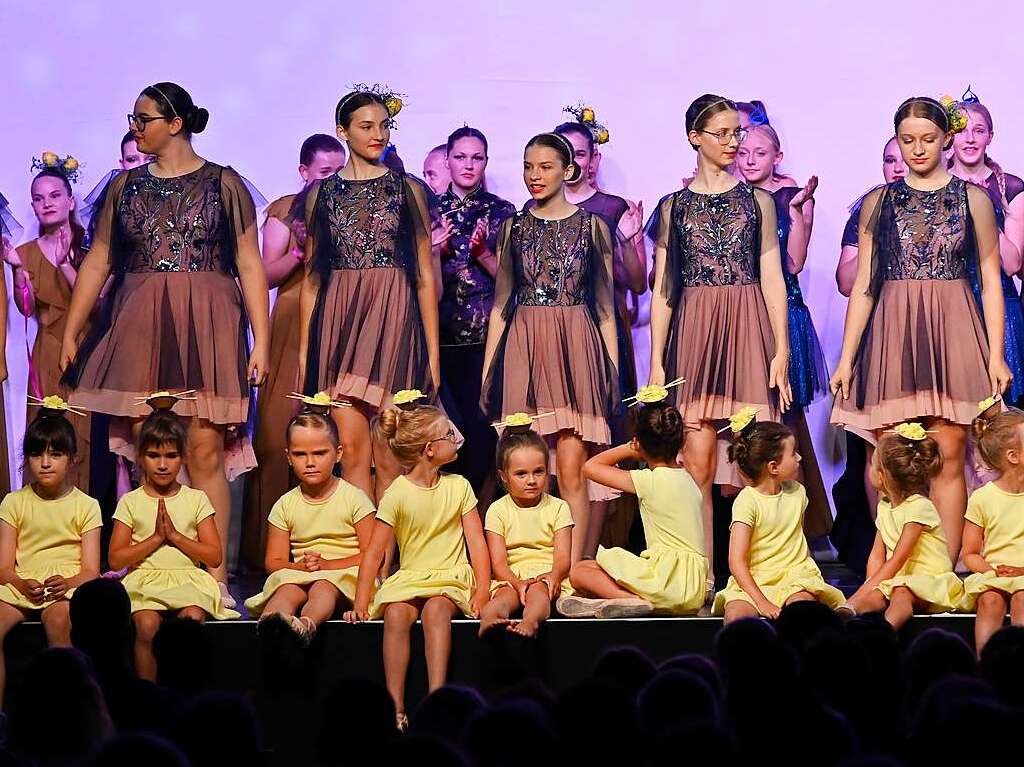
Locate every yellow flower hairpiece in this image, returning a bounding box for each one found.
[392,389,427,411]
[493,411,556,432]
[563,103,611,145]
[31,151,82,183]
[940,95,968,134]
[384,97,403,118]
[580,106,596,124]
[28,394,86,417]
[134,390,198,411]
[623,378,686,407]
[721,406,759,435]
[889,422,933,441]
[41,151,58,166]
[286,391,350,412]
[978,395,1001,416]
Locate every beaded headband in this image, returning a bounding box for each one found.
[691,98,737,131]
[148,85,179,118]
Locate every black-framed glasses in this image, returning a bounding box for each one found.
[701,128,748,145]
[127,113,170,131]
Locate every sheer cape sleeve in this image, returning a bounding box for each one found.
[302,179,329,395]
[479,217,515,418]
[648,191,685,308]
[590,215,621,408]
[0,193,22,242]
[219,166,260,276]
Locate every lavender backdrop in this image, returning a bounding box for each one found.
[2,0,1020,501]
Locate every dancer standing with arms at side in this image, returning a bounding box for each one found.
[648,95,790,590]
[299,86,438,503]
[59,83,270,605]
[831,96,1010,562]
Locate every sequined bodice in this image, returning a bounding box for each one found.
[883,178,968,281]
[671,184,759,287]
[117,163,227,273]
[319,171,405,270]
[512,209,592,307]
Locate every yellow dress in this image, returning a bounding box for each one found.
[484,493,574,597]
[960,482,1024,609]
[0,486,101,610]
[369,474,478,618]
[874,494,963,612]
[714,482,844,614]
[113,486,239,619]
[244,480,376,615]
[596,467,708,615]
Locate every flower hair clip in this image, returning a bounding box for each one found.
[135,390,197,412]
[939,96,968,134]
[977,395,1002,420]
[31,151,81,184]
[623,378,686,408]
[392,389,427,411]
[287,391,351,415]
[493,411,556,433]
[885,422,938,442]
[719,406,759,435]
[564,103,610,145]
[347,83,405,124]
[28,394,86,417]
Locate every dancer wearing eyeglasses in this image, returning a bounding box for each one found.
[647,94,790,597]
[59,82,270,606]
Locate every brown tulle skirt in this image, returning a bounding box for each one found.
[70,271,250,424]
[495,305,613,445]
[831,278,992,438]
[310,267,431,409]
[665,284,780,487]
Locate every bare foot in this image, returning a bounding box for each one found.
[507,619,540,638]
[478,615,510,637]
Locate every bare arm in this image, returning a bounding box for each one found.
[1000,192,1024,276]
[785,181,816,274]
[727,523,780,617]
[462,508,492,616]
[848,524,925,602]
[59,243,111,372]
[107,519,164,571]
[486,531,521,585]
[347,520,395,620]
[970,186,1010,396]
[165,514,223,569]
[65,527,101,589]
[583,443,638,494]
[961,520,993,575]
[754,190,791,412]
[261,216,304,289]
[234,219,270,387]
[408,182,441,388]
[836,244,859,297]
[648,197,673,386]
[318,515,374,571]
[263,523,307,573]
[0,521,42,603]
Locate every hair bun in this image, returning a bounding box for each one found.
[189,106,209,134]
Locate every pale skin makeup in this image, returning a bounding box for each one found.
[720,435,816,623]
[961,422,1024,655]
[478,445,572,638]
[261,148,346,288]
[830,113,1011,561]
[344,415,490,719]
[108,439,224,681]
[59,92,270,585]
[259,423,373,633]
[0,443,101,706]
[298,101,441,504]
[649,107,791,578]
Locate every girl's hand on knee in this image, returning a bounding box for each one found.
[343,609,369,623]
[513,579,530,605]
[470,589,489,618]
[756,599,781,620]
[536,573,559,600]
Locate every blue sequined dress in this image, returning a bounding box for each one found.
[773,187,829,408]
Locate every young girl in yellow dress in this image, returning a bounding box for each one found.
[961,405,1024,653]
[245,402,375,643]
[0,402,101,705]
[344,404,490,729]
[714,413,845,622]
[108,404,238,681]
[840,424,964,629]
[564,389,708,617]
[479,425,573,638]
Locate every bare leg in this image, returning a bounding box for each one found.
[926,418,968,564]
[382,601,420,715]
[187,418,231,582]
[509,582,553,638]
[333,404,373,501]
[0,602,26,707]
[569,560,637,600]
[582,500,610,560]
[1010,590,1024,627]
[682,422,718,579]
[371,428,403,504]
[178,606,207,622]
[299,580,343,627]
[784,590,815,606]
[864,443,878,521]
[40,600,72,646]
[785,410,831,538]
[556,432,590,565]
[846,587,889,615]
[723,600,760,624]
[262,583,308,620]
[133,610,163,682]
[975,590,1008,656]
[883,586,916,631]
[479,585,519,636]
[421,596,458,693]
